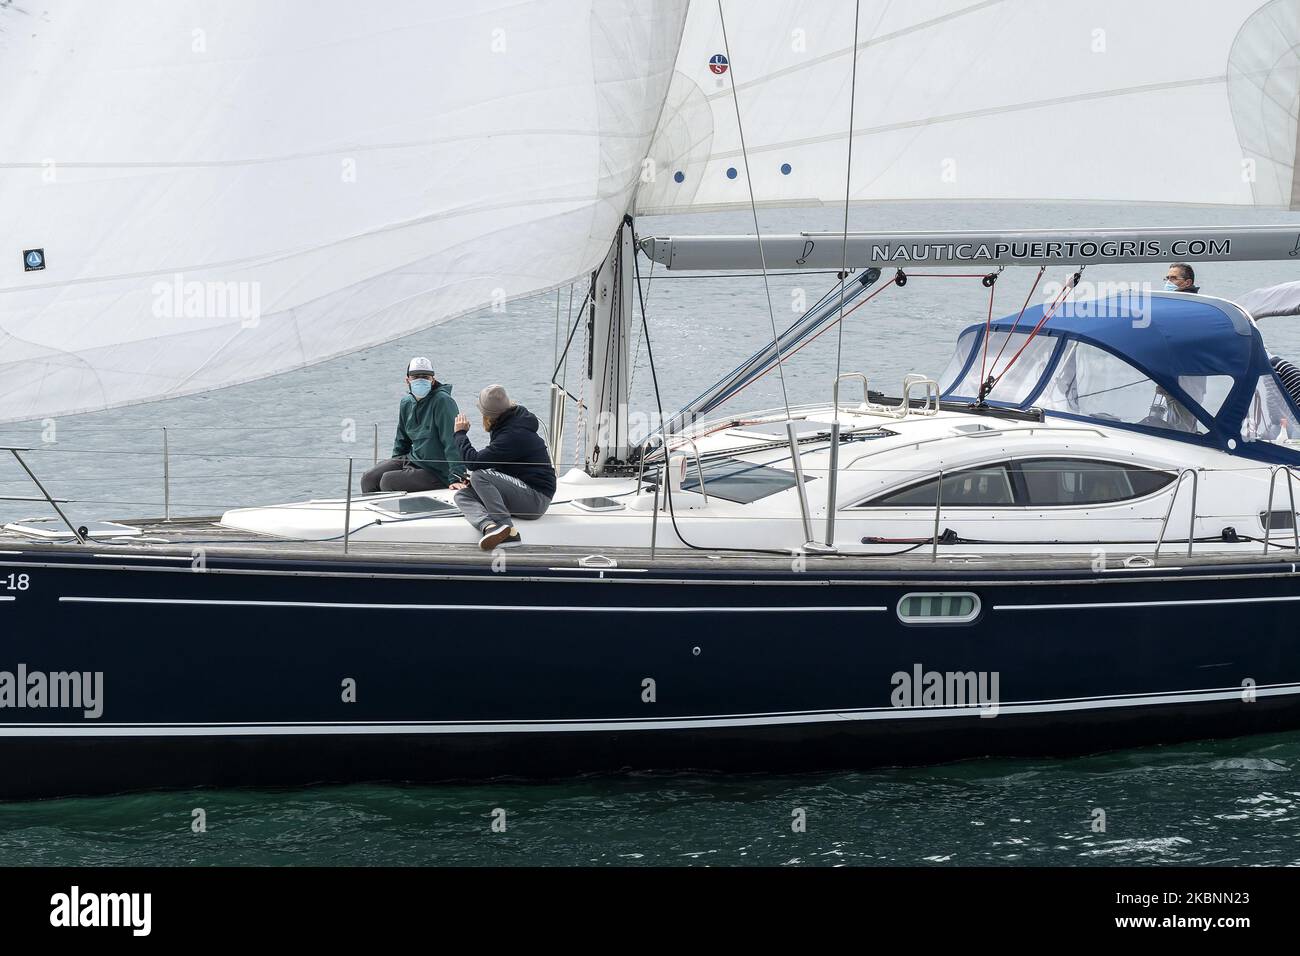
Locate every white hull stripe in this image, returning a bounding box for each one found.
[996,594,1300,611]
[1,684,1296,737]
[58,597,887,613]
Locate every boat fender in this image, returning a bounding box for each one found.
[894,269,907,287]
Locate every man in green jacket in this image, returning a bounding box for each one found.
[361,356,464,493]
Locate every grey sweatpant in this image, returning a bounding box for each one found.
[361,457,449,493]
[454,468,551,532]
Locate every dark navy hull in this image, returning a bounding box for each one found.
[2,549,1299,798]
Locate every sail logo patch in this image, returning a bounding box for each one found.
[23,248,45,271]
[708,53,728,75]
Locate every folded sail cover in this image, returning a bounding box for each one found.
[637,0,1300,213]
[2,1,1297,424]
[0,0,688,423]
[1239,280,1300,318]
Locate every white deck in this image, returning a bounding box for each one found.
[216,403,1300,557]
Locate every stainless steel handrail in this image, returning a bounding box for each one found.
[663,434,710,505]
[634,432,710,505]
[1154,468,1199,559]
[1262,465,1300,554]
[855,375,941,420]
[901,377,941,417]
[832,372,870,410]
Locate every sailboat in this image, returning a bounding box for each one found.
[1,0,1299,798]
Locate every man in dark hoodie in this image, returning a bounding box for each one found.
[451,384,556,550]
[361,356,464,493]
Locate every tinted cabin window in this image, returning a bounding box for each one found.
[871,466,1014,507]
[1018,459,1174,506]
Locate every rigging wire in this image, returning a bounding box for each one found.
[718,0,791,421]
[832,0,862,425]
[629,254,655,392]
[560,283,574,393]
[975,268,1002,400]
[631,234,665,451]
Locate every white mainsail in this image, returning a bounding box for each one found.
[0,0,688,424]
[637,0,1300,214]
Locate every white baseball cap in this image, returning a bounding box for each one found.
[407,356,434,375]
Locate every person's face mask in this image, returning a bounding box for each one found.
[409,378,432,400]
[1163,281,1178,292]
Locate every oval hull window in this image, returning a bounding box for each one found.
[897,592,981,624]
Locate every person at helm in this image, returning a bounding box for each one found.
[360,356,464,493]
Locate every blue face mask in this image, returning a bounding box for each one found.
[409,378,432,399]
[1163,281,1178,292]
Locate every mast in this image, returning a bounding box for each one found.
[582,216,636,475]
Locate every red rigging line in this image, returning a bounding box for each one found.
[986,266,1046,376]
[900,273,996,279]
[983,268,1082,401]
[976,273,999,403]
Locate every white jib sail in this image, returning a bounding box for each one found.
[0,0,688,424]
[637,0,1300,214]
